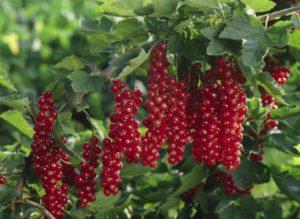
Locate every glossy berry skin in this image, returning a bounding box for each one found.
[192,82,220,166]
[166,79,190,164]
[141,41,169,167]
[193,58,247,170]
[101,80,141,196]
[213,172,252,196]
[31,91,68,219]
[271,66,291,85]
[76,136,102,207]
[0,176,6,185]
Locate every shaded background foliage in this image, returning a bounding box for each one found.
[0,0,300,218]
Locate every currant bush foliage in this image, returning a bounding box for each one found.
[0,0,300,218]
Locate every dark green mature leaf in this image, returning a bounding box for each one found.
[68,70,104,93]
[220,14,268,67]
[241,0,275,13]
[201,25,241,55]
[121,163,152,177]
[0,68,16,91]
[268,133,300,156]
[270,106,300,119]
[219,196,260,219]
[0,186,18,205]
[291,14,300,29]
[118,49,150,79]
[256,73,286,104]
[184,0,219,10]
[54,55,85,71]
[0,95,30,112]
[98,0,153,17]
[267,21,291,48]
[238,60,260,96]
[273,174,300,201]
[114,19,148,42]
[263,201,283,219]
[229,159,270,190]
[172,165,206,196]
[0,110,33,138]
[87,33,118,53]
[215,198,234,214]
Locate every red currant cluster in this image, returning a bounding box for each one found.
[76,136,102,207]
[261,57,291,132]
[141,41,190,166]
[141,41,169,167]
[0,175,6,185]
[192,58,247,170]
[181,184,201,203]
[31,91,68,218]
[101,79,141,195]
[213,172,252,196]
[166,79,190,164]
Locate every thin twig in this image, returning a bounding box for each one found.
[14,199,55,219]
[259,5,300,21]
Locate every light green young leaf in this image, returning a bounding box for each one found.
[242,0,275,13]
[153,0,178,16]
[0,94,30,112]
[0,68,16,91]
[0,110,33,138]
[68,70,104,93]
[54,55,85,71]
[118,49,150,79]
[184,0,219,10]
[98,0,153,17]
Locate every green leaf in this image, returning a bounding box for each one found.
[0,68,16,91]
[87,33,118,53]
[256,73,285,103]
[121,163,152,177]
[267,21,291,47]
[229,159,270,190]
[219,196,260,219]
[288,30,300,60]
[54,55,85,71]
[89,192,121,208]
[0,110,33,138]
[220,14,268,67]
[172,165,206,196]
[268,133,300,156]
[118,49,150,79]
[114,19,148,42]
[238,60,260,96]
[159,197,180,210]
[0,186,18,205]
[79,17,114,33]
[273,174,300,201]
[270,106,300,119]
[201,25,241,55]
[98,0,154,17]
[241,0,275,13]
[291,14,300,29]
[184,0,219,10]
[153,0,178,16]
[215,198,234,214]
[54,112,74,134]
[0,94,30,112]
[68,70,104,93]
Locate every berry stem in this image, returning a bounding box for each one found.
[15,199,55,219]
[259,5,300,22]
